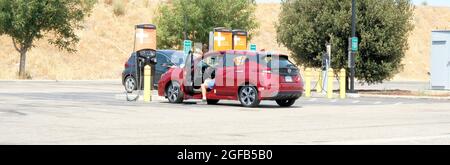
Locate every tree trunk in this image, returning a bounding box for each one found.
[18,49,27,79]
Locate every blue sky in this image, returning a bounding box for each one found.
[255,0,450,7]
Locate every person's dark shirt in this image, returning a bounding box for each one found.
[203,66,215,81]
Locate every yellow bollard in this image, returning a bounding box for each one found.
[327,68,333,99]
[305,68,312,97]
[316,71,322,93]
[144,65,152,102]
[339,68,346,99]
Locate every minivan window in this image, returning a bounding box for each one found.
[128,53,136,64]
[168,51,186,66]
[224,54,255,67]
[261,55,295,68]
[233,56,248,66]
[156,52,170,65]
[197,55,223,68]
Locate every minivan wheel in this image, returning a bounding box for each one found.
[166,81,184,103]
[238,85,260,107]
[124,76,136,93]
[276,99,296,107]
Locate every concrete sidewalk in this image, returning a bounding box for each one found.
[311,80,431,91]
[307,80,450,100]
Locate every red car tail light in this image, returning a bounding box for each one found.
[296,75,302,82]
[124,61,129,68]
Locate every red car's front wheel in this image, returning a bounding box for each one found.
[166,81,184,103]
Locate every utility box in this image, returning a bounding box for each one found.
[430,30,450,90]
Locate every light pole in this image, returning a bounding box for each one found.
[182,0,188,41]
[349,0,356,93]
[184,14,187,40]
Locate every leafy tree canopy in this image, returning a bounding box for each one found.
[0,0,96,78]
[154,0,259,49]
[276,0,414,84]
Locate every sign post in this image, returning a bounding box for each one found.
[349,0,357,93]
[351,37,358,52]
[183,40,192,57]
[250,44,257,51]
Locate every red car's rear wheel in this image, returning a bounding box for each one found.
[276,99,296,107]
[238,85,260,107]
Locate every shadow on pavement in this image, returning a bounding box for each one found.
[160,101,302,109]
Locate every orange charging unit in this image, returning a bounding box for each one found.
[232,29,248,50]
[213,27,233,51]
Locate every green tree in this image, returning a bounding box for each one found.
[154,0,259,49]
[421,1,428,6]
[0,0,96,79]
[276,0,414,85]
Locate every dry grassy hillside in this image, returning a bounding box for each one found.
[396,6,450,81]
[0,0,161,80]
[0,2,449,81]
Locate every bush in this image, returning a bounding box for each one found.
[113,0,125,16]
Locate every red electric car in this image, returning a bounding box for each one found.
[157,50,304,107]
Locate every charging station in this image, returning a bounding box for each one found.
[209,28,248,51]
[232,29,248,50]
[126,24,158,101]
[320,43,332,94]
[212,27,233,51]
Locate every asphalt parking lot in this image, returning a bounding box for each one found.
[1,80,450,144]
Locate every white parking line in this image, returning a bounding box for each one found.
[352,100,360,104]
[114,94,165,101]
[394,102,403,105]
[374,101,382,105]
[330,99,338,103]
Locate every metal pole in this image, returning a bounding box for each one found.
[184,14,187,40]
[349,0,356,93]
[182,0,187,41]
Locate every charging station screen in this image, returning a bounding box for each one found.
[213,31,233,51]
[135,26,156,51]
[233,35,247,50]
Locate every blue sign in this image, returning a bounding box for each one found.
[351,37,358,51]
[250,44,257,51]
[183,40,192,56]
